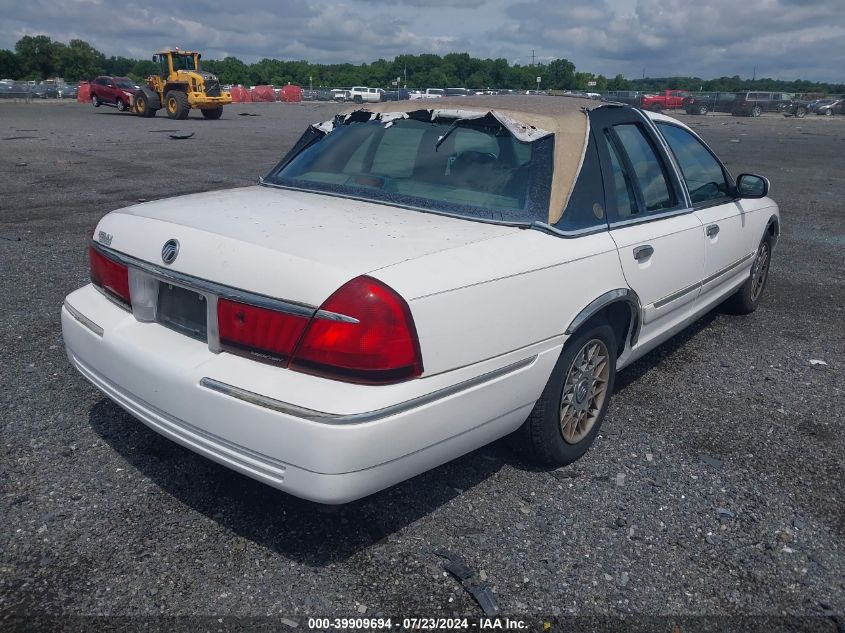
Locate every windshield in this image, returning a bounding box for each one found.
[115,80,137,90]
[172,54,197,71]
[265,116,553,224]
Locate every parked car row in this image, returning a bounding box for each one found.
[783,96,845,118]
[603,89,843,118]
[0,79,79,99]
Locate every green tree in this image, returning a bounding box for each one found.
[15,35,55,78]
[545,58,576,90]
[53,39,105,81]
[129,60,157,81]
[607,74,627,90]
[0,49,22,79]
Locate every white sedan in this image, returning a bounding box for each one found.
[62,96,779,503]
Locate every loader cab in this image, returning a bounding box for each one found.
[153,54,170,79]
[152,51,201,79]
[171,53,200,73]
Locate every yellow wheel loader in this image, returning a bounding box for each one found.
[132,49,231,119]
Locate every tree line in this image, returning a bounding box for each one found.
[2,35,842,95]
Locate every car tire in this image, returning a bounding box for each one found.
[512,321,617,467]
[353,95,363,104]
[823,109,832,116]
[165,90,190,120]
[91,94,100,107]
[751,105,763,117]
[795,106,806,118]
[697,104,708,115]
[723,233,773,315]
[116,99,126,112]
[650,104,662,112]
[201,107,223,120]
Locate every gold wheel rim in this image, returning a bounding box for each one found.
[167,98,177,114]
[750,242,770,300]
[560,339,610,444]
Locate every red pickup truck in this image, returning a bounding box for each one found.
[640,90,690,111]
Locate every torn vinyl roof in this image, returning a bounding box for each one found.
[313,95,600,225]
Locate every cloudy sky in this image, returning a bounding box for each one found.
[1,0,843,81]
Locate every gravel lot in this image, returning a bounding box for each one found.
[1,101,843,630]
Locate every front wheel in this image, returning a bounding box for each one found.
[723,234,773,314]
[201,107,223,120]
[751,105,763,117]
[133,92,156,118]
[116,99,126,112]
[165,90,190,120]
[512,322,617,467]
[823,109,833,116]
[697,104,709,115]
[91,94,100,107]
[649,104,662,112]
[795,106,806,118]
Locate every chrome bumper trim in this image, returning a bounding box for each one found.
[200,355,538,425]
[63,301,104,337]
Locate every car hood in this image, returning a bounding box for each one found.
[96,185,516,306]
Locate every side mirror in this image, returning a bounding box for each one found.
[736,173,769,199]
[152,55,157,62]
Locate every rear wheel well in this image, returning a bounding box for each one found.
[577,301,634,358]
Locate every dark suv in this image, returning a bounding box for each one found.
[683,92,736,115]
[90,76,140,112]
[732,92,793,117]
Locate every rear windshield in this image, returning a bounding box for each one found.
[265,116,553,224]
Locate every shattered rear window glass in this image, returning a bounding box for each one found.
[266,117,553,224]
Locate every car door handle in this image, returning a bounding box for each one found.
[706,224,720,238]
[633,245,654,261]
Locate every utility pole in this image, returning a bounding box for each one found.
[752,65,757,81]
[531,49,536,67]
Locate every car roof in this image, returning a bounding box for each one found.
[344,95,597,224]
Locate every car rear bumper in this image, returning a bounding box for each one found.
[62,284,556,503]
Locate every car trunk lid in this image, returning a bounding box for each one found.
[94,185,515,306]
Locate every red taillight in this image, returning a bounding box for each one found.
[89,245,130,306]
[217,298,310,363]
[290,276,423,384]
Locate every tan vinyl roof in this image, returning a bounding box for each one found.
[345,95,596,224]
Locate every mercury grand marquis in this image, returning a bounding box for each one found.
[62,96,779,503]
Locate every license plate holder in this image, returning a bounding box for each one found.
[156,283,208,342]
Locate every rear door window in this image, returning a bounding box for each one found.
[610,123,678,213]
[604,134,637,219]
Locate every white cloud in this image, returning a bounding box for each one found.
[0,0,842,80]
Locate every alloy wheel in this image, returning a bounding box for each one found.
[750,242,770,301]
[559,339,610,444]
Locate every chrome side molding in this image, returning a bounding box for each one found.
[199,355,538,425]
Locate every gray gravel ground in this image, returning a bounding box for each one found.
[1,101,843,631]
